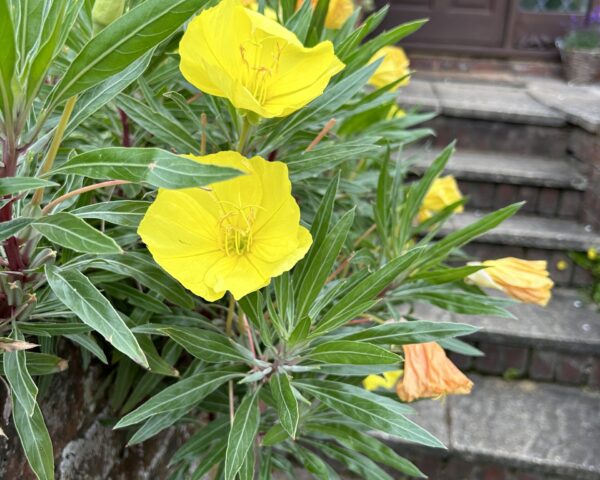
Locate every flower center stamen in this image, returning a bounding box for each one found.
[239,37,283,104]
[217,203,259,256]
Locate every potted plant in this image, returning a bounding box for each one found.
[557,5,600,83]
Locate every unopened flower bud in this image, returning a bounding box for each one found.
[92,0,125,33]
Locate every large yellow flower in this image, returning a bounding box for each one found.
[466,257,554,306]
[368,46,410,91]
[417,175,464,223]
[179,0,344,118]
[138,152,312,301]
[295,0,354,30]
[396,342,473,403]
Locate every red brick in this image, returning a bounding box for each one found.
[503,346,529,376]
[494,184,519,210]
[529,351,557,380]
[537,188,560,216]
[517,186,539,214]
[557,190,582,219]
[475,343,505,374]
[555,353,590,385]
[588,358,600,388]
[449,352,473,371]
[460,181,496,210]
[482,465,507,480]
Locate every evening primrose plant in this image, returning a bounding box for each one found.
[0,0,536,479]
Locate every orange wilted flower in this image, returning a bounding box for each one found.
[466,257,553,307]
[395,342,473,403]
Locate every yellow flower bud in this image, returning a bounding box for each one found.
[92,0,125,31]
[588,247,598,261]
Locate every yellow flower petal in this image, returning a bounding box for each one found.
[368,46,410,91]
[417,175,464,223]
[179,0,344,118]
[363,370,402,391]
[138,151,312,301]
[467,257,554,307]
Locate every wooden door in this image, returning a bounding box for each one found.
[380,0,511,49]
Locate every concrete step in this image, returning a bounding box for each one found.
[409,149,586,220]
[440,211,600,287]
[398,79,571,157]
[393,375,600,480]
[411,290,600,388]
[412,149,586,191]
[399,79,567,126]
[441,210,600,252]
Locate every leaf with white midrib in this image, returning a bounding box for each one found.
[12,400,54,480]
[306,341,401,365]
[270,373,299,438]
[224,389,261,480]
[32,212,121,254]
[48,0,208,106]
[86,253,192,308]
[4,343,38,416]
[115,369,241,428]
[45,265,147,368]
[340,321,478,345]
[297,380,444,448]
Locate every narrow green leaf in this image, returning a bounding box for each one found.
[297,379,444,448]
[12,401,54,480]
[0,177,59,196]
[225,389,261,480]
[313,248,425,336]
[341,321,478,345]
[0,217,34,241]
[304,422,426,478]
[83,253,193,308]
[307,340,401,365]
[0,352,68,376]
[162,326,254,364]
[45,265,148,368]
[47,0,210,106]
[115,368,241,428]
[4,338,38,416]
[71,200,149,227]
[66,50,154,135]
[0,0,16,117]
[52,147,240,189]
[295,209,354,320]
[270,373,299,438]
[32,212,122,254]
[119,94,199,153]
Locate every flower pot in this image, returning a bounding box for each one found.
[556,39,600,84]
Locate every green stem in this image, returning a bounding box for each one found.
[236,118,251,154]
[31,95,78,206]
[225,293,235,337]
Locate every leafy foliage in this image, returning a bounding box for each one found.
[0,0,521,478]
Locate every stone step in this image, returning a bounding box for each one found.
[411,290,600,388]
[440,211,600,287]
[441,211,600,252]
[409,149,586,220]
[393,375,600,480]
[412,149,586,191]
[399,79,567,127]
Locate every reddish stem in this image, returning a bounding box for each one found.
[119,109,131,147]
